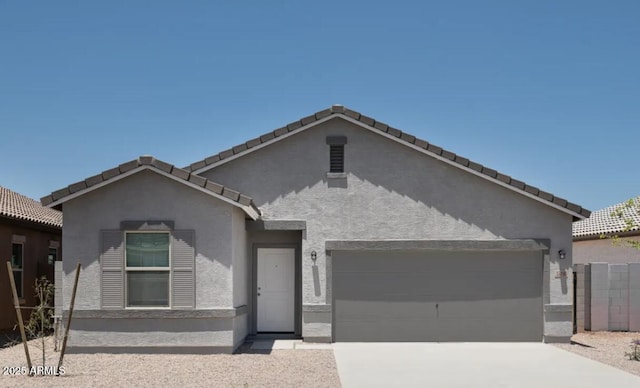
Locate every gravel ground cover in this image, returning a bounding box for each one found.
[0,338,341,388]
[6,331,639,386]
[554,332,640,377]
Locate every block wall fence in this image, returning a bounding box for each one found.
[574,263,640,332]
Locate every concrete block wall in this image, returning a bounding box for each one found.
[585,265,591,330]
[630,263,640,331]
[574,264,586,332]
[589,263,609,331]
[576,262,640,332]
[609,264,629,331]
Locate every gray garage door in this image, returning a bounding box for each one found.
[332,250,543,342]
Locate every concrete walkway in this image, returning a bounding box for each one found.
[249,339,333,350]
[333,342,640,388]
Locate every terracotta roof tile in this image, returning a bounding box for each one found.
[287,121,303,132]
[300,114,316,126]
[387,127,402,137]
[185,105,590,218]
[373,122,389,132]
[573,198,640,238]
[204,155,221,165]
[496,173,511,184]
[1,186,62,228]
[85,174,104,187]
[232,143,248,154]
[246,137,262,149]
[274,126,288,136]
[454,155,470,167]
[441,149,456,161]
[468,161,483,172]
[414,139,429,149]
[315,109,332,120]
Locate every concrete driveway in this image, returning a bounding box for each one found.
[333,342,640,388]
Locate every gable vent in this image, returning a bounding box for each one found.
[326,136,347,174]
[330,145,344,173]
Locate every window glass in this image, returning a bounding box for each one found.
[125,232,170,307]
[11,243,23,298]
[126,233,169,267]
[127,271,170,307]
[11,243,23,269]
[48,248,57,265]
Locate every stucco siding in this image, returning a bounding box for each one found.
[232,208,248,307]
[67,317,234,348]
[573,237,640,264]
[231,208,249,345]
[232,314,248,349]
[201,118,574,310]
[62,170,237,310]
[61,170,239,349]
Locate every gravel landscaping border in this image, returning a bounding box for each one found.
[0,338,341,387]
[553,332,640,377]
[5,331,640,386]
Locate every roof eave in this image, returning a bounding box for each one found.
[191,110,589,220]
[43,162,261,220]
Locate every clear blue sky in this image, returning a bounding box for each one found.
[1,1,638,212]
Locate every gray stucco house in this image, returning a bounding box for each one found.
[43,105,590,353]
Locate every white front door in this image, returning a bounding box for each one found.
[257,248,295,332]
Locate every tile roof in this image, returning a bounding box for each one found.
[573,198,640,238]
[41,156,261,219]
[186,105,590,219]
[0,186,63,228]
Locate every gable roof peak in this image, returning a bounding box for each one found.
[41,155,260,219]
[186,105,590,220]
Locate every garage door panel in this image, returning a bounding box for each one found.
[332,249,543,342]
[334,273,540,302]
[336,300,438,320]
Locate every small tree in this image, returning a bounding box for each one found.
[24,276,55,367]
[600,196,640,249]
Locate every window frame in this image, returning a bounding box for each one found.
[11,242,24,299]
[48,247,58,265]
[124,230,171,309]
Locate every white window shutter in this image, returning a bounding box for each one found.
[171,230,195,309]
[101,230,124,309]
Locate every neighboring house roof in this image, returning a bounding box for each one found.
[573,198,640,239]
[0,186,63,228]
[186,105,590,220]
[41,156,261,220]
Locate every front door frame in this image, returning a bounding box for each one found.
[252,243,301,336]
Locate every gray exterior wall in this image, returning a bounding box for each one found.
[61,170,245,351]
[246,230,302,336]
[200,117,575,342]
[231,207,249,347]
[573,236,640,264]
